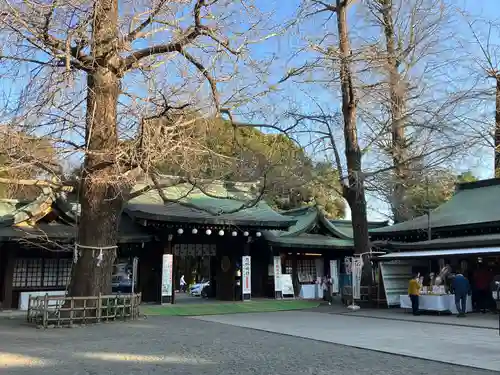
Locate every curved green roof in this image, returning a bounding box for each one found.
[126,180,295,228]
[371,178,500,236]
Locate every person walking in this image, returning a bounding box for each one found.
[408,274,421,316]
[452,272,470,317]
[180,275,187,293]
[322,276,333,305]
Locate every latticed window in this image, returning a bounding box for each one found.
[297,259,317,283]
[58,259,72,286]
[43,259,59,287]
[12,258,72,289]
[284,258,317,283]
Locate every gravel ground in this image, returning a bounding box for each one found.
[0,316,496,375]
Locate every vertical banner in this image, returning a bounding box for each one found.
[273,256,282,299]
[330,260,339,294]
[352,257,363,300]
[131,257,139,294]
[242,256,251,301]
[161,254,173,304]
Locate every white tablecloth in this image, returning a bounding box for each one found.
[400,294,472,314]
[300,285,323,299]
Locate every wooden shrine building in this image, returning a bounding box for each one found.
[126,180,296,302]
[0,189,151,310]
[261,206,387,299]
[0,179,297,309]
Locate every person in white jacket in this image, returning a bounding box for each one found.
[180,275,187,293]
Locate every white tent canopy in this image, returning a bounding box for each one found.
[377,248,500,259]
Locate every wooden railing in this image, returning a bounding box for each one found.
[27,293,142,328]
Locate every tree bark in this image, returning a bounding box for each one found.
[379,0,411,223]
[68,0,123,297]
[495,77,500,178]
[336,0,370,257]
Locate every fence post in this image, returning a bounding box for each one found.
[43,294,49,328]
[97,293,102,323]
[137,293,142,319]
[114,294,118,319]
[70,297,74,325]
[27,296,31,322]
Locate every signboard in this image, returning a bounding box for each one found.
[281,274,295,298]
[352,257,363,300]
[273,256,282,293]
[242,256,251,296]
[330,260,339,294]
[161,254,173,297]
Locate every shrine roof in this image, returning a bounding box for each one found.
[126,180,295,229]
[370,178,500,237]
[262,206,386,249]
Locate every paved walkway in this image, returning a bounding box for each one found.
[310,305,500,330]
[336,308,499,329]
[194,311,500,371]
[3,316,495,375]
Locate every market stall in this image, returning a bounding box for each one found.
[400,294,472,314]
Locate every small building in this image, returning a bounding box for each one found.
[262,206,387,300]
[371,178,500,309]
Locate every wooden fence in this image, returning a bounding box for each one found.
[27,293,142,328]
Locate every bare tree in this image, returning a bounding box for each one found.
[0,0,281,297]
[461,17,500,177]
[280,0,372,256]
[361,0,477,222]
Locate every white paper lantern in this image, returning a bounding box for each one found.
[231,231,237,237]
[192,228,198,234]
[206,229,212,235]
[218,230,224,236]
[256,232,262,237]
[177,228,184,235]
[243,231,249,236]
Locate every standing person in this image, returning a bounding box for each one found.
[473,266,491,313]
[180,275,186,293]
[322,276,333,305]
[408,274,421,316]
[452,272,470,317]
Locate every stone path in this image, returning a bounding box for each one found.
[0,315,497,374]
[194,311,500,371]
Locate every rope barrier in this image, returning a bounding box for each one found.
[74,243,118,266]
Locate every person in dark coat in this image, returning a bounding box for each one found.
[452,272,470,317]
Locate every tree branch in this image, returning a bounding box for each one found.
[121,0,221,71]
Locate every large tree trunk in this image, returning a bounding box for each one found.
[68,0,122,298]
[379,0,411,223]
[495,77,500,178]
[336,0,370,257]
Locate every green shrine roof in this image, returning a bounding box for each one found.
[373,233,500,251]
[263,206,386,249]
[126,180,296,229]
[0,177,298,242]
[266,233,354,249]
[0,192,152,243]
[0,214,151,244]
[370,178,500,236]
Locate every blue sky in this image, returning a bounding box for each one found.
[1,0,500,221]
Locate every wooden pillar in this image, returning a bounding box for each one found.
[2,247,15,309]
